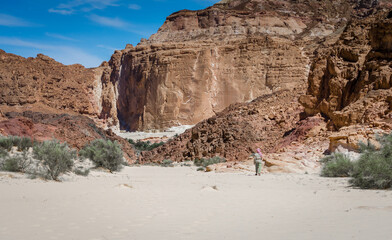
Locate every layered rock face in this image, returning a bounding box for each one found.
[140,2,391,171]
[110,0,364,131]
[0,50,119,129]
[300,9,392,130]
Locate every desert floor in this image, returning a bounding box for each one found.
[0,166,391,240]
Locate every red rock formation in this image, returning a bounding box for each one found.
[0,50,119,130]
[0,111,135,162]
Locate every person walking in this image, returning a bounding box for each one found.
[252,148,264,176]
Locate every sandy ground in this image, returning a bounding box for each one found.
[116,125,194,141]
[0,167,392,240]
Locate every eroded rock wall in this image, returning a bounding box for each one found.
[110,0,365,131]
[141,89,304,162]
[0,50,120,130]
[300,9,392,129]
[114,37,309,131]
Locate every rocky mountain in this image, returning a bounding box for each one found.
[0,0,382,133]
[1,0,391,169]
[140,2,392,171]
[0,51,133,159]
[300,8,392,130]
[105,0,372,131]
[0,50,119,129]
[141,89,303,161]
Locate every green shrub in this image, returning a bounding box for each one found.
[0,148,8,159]
[197,167,205,171]
[17,137,33,151]
[74,168,90,176]
[0,136,33,151]
[161,159,173,167]
[1,157,20,172]
[194,156,226,167]
[33,140,76,181]
[128,139,164,152]
[350,134,392,189]
[320,153,354,177]
[0,136,15,151]
[0,150,31,172]
[79,139,124,172]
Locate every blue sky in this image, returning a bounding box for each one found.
[0,0,219,68]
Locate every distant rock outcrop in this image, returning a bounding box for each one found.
[0,50,119,130]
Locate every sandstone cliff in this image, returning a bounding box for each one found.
[108,0,368,131]
[0,50,119,129]
[300,9,392,130]
[140,2,392,172]
[0,0,382,133]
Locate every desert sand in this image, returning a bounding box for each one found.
[0,166,391,240]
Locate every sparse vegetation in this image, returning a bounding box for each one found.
[349,135,392,189]
[74,168,90,176]
[0,136,34,152]
[17,137,34,151]
[128,139,164,151]
[320,133,392,189]
[79,139,124,172]
[320,153,354,177]
[197,167,205,171]
[1,156,22,172]
[161,159,174,167]
[0,136,16,151]
[194,156,226,168]
[33,140,76,181]
[0,148,8,159]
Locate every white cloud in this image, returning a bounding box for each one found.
[0,14,36,27]
[48,8,74,15]
[50,0,120,15]
[88,14,129,28]
[45,33,78,42]
[88,14,155,36]
[128,4,141,10]
[0,36,102,68]
[97,44,117,51]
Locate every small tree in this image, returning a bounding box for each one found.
[33,140,75,181]
[79,139,124,172]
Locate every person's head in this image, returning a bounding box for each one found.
[256,148,262,156]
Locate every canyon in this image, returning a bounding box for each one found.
[0,0,391,170]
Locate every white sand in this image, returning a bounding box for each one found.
[116,125,194,141]
[0,167,392,240]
